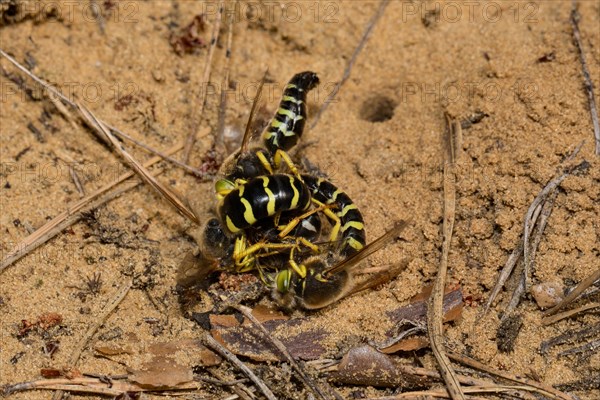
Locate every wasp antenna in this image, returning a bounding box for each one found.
[240,68,269,154]
[323,220,409,277]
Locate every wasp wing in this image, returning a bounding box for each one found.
[323,220,409,277]
[239,68,269,154]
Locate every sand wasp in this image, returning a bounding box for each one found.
[272,220,408,310]
[177,71,324,287]
[216,70,320,183]
[178,70,405,310]
[198,171,369,282]
[207,71,331,274]
[212,71,362,248]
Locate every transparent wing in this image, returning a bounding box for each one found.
[240,68,269,154]
[323,220,409,277]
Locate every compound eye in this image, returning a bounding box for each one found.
[205,218,225,239]
[207,218,220,228]
[275,269,293,294]
[202,218,231,258]
[215,179,235,195]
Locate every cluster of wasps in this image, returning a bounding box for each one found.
[180,71,406,310]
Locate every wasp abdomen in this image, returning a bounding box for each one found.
[295,258,350,310]
[263,71,320,154]
[302,175,366,257]
[219,174,311,234]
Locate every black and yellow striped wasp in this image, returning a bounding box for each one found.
[208,71,336,275]
[216,70,319,184]
[179,70,405,310]
[273,220,407,310]
[210,71,370,280]
[178,71,328,289]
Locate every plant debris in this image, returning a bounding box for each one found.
[17,312,63,338]
[170,14,207,55]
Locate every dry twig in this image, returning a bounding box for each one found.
[541,324,600,354]
[183,1,224,163]
[542,302,600,326]
[570,1,600,155]
[0,48,205,177]
[51,279,132,400]
[235,305,331,400]
[3,376,201,397]
[215,5,235,157]
[427,115,465,400]
[447,350,575,400]
[89,0,105,34]
[329,345,574,399]
[1,49,201,224]
[310,0,389,129]
[484,143,587,315]
[0,143,183,273]
[543,267,600,318]
[205,369,254,400]
[109,125,207,177]
[368,385,560,400]
[504,189,558,315]
[76,103,199,224]
[202,333,277,400]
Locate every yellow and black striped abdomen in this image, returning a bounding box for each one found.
[263,71,319,154]
[219,174,311,234]
[302,175,366,257]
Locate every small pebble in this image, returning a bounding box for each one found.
[152,69,165,82]
[531,282,564,309]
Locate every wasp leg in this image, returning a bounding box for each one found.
[288,246,308,279]
[254,262,272,287]
[277,201,333,238]
[255,150,274,175]
[234,235,319,280]
[309,198,343,243]
[280,237,322,286]
[273,149,302,178]
[233,236,254,272]
[233,238,302,271]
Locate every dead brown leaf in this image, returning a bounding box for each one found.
[94,345,134,356]
[210,309,328,361]
[148,339,221,366]
[129,356,193,389]
[328,345,432,389]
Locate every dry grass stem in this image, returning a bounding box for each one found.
[1,143,184,273]
[427,115,465,400]
[542,302,600,326]
[109,125,207,177]
[205,369,254,400]
[235,305,330,400]
[3,377,201,397]
[504,190,558,317]
[447,350,575,400]
[202,334,277,400]
[183,1,224,162]
[368,384,561,400]
[0,48,206,179]
[310,0,389,129]
[570,1,600,155]
[484,143,587,315]
[76,103,199,224]
[215,7,235,157]
[544,268,600,317]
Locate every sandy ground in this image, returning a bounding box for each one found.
[1,1,599,399]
